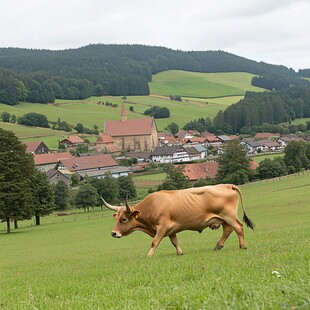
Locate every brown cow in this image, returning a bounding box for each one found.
[101,184,254,256]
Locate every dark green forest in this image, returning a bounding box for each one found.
[0,44,307,105]
[213,86,310,133]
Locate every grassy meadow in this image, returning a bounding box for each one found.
[251,153,284,164]
[0,172,309,309]
[149,71,264,98]
[0,70,263,140]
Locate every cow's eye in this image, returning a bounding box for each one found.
[122,218,128,223]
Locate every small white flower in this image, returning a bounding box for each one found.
[272,270,281,278]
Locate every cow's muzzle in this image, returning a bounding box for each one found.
[111,231,122,238]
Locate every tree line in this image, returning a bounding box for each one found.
[0,44,306,104]
[212,86,310,134]
[176,84,310,135]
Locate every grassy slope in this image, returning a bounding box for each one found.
[0,71,264,138]
[149,70,264,97]
[0,172,309,309]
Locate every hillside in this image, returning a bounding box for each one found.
[149,71,264,97]
[0,44,298,104]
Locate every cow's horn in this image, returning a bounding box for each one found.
[100,196,121,211]
[125,195,132,214]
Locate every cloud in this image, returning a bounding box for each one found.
[0,0,309,69]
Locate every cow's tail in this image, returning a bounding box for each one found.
[232,185,255,230]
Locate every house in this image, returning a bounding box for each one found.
[157,132,178,146]
[45,169,72,185]
[104,101,158,152]
[34,151,73,171]
[277,135,304,148]
[95,133,121,154]
[56,154,129,179]
[241,139,266,154]
[184,144,208,159]
[183,137,208,146]
[150,146,189,163]
[217,135,232,144]
[182,147,201,162]
[60,135,85,147]
[201,132,222,146]
[261,140,282,152]
[150,145,202,163]
[23,141,50,154]
[176,130,197,141]
[183,161,219,181]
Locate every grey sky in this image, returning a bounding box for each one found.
[0,0,309,70]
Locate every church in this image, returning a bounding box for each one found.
[104,101,159,152]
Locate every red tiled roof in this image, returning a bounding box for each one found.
[183,162,219,181]
[34,152,73,165]
[62,135,85,144]
[60,154,118,171]
[96,133,114,144]
[105,117,154,136]
[255,132,280,139]
[184,137,207,144]
[104,144,121,153]
[23,141,42,153]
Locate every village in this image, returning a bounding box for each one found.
[23,101,307,185]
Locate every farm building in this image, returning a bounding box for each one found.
[104,101,158,152]
[183,161,219,181]
[33,151,73,172]
[60,135,85,148]
[55,153,129,179]
[23,141,50,154]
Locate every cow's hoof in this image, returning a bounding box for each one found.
[240,246,247,250]
[214,245,223,251]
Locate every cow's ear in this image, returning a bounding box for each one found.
[131,210,141,219]
[113,213,117,218]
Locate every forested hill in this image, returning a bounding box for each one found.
[0,44,297,77]
[0,44,305,104]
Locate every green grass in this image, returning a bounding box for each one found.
[0,70,265,139]
[0,172,309,309]
[149,71,265,98]
[0,94,240,135]
[251,153,284,164]
[133,172,166,181]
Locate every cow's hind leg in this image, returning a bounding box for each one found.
[169,233,183,255]
[214,222,233,250]
[223,217,247,249]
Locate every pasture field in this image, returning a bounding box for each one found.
[0,70,260,138]
[0,122,71,149]
[0,94,238,136]
[251,152,284,164]
[1,172,309,309]
[149,71,265,98]
[133,173,167,199]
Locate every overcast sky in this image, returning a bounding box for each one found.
[1,0,309,70]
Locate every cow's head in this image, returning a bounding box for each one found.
[101,196,140,238]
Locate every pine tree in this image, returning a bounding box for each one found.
[32,169,55,225]
[0,129,36,233]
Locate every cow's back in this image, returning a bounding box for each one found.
[136,184,238,228]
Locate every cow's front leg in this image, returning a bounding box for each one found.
[214,222,233,250]
[147,227,166,257]
[169,233,183,255]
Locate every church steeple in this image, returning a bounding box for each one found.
[121,100,127,122]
